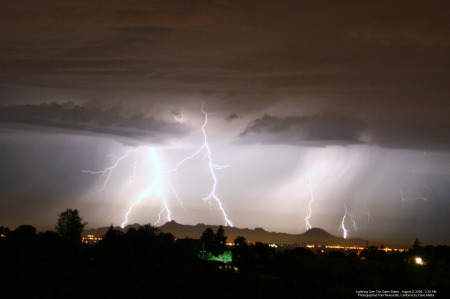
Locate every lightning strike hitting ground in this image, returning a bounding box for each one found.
[101,148,191,228]
[340,205,349,239]
[83,106,232,228]
[339,204,358,239]
[82,147,174,228]
[122,148,172,228]
[168,105,233,227]
[305,172,314,230]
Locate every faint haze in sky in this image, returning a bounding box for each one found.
[0,1,448,243]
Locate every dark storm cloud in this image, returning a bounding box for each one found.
[0,0,448,150]
[0,0,444,91]
[0,103,189,142]
[0,0,233,91]
[371,122,450,151]
[240,112,450,150]
[240,113,366,146]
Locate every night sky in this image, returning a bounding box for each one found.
[0,1,448,244]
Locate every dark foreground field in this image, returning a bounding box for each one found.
[1,225,448,298]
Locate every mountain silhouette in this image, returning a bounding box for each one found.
[83,220,403,247]
[300,227,336,239]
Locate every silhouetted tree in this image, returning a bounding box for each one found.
[101,225,124,252]
[104,224,123,240]
[12,225,36,240]
[55,209,87,243]
[200,227,216,256]
[413,238,421,250]
[200,226,229,256]
[234,236,247,246]
[232,236,248,265]
[201,227,215,244]
[124,224,160,252]
[8,225,37,250]
[215,225,227,253]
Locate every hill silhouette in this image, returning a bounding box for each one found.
[83,221,407,248]
[300,227,336,239]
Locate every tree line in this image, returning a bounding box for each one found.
[1,209,449,298]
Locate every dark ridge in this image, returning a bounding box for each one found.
[300,227,337,239]
[83,222,407,248]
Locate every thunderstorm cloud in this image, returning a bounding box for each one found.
[240,112,450,151]
[0,103,190,142]
[0,0,448,243]
[240,113,367,146]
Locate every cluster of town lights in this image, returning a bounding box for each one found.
[223,242,409,253]
[82,235,103,244]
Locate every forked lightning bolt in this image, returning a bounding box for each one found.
[82,148,140,191]
[122,148,171,228]
[169,105,233,227]
[82,147,173,228]
[83,105,233,228]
